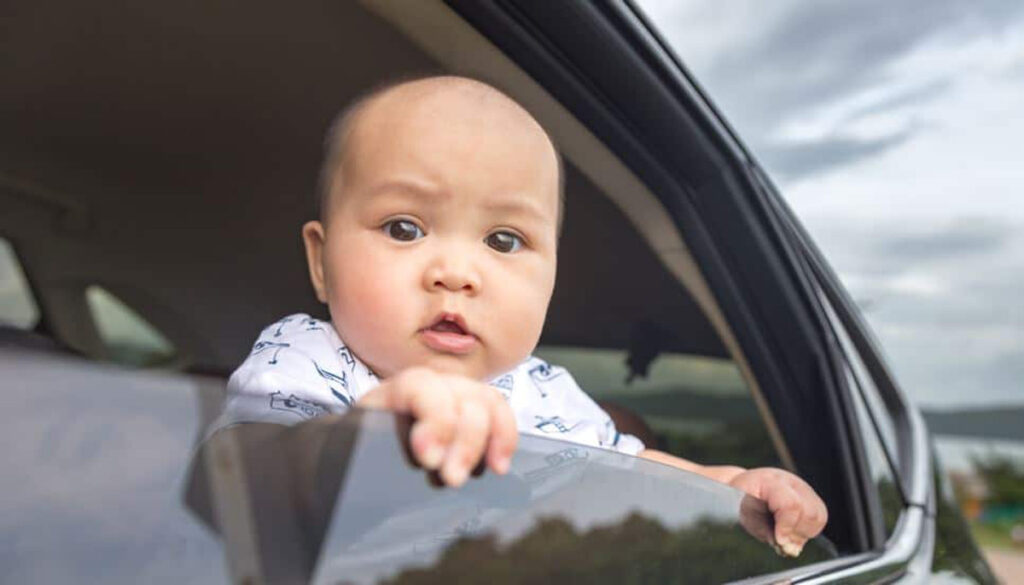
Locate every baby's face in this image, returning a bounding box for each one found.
[304,81,560,380]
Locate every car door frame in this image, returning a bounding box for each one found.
[754,171,938,583]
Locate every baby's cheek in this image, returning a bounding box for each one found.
[495,272,551,360]
[325,256,413,361]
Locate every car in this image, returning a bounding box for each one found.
[0,0,999,583]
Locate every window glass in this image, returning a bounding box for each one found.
[844,361,905,538]
[85,285,175,367]
[3,346,230,583]
[0,238,39,329]
[192,410,835,584]
[816,290,901,470]
[535,347,783,470]
[815,289,905,538]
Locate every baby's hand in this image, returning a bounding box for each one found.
[357,367,518,487]
[729,468,828,557]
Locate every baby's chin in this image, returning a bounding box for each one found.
[382,352,523,382]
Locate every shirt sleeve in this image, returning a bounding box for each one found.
[210,314,355,434]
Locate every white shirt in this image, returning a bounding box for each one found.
[215,314,644,455]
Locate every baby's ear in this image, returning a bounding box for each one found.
[301,221,329,303]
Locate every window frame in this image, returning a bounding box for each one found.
[751,166,937,580]
[763,180,929,510]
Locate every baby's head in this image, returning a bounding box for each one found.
[302,76,562,381]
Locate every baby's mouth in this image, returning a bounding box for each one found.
[428,319,467,335]
[420,313,477,354]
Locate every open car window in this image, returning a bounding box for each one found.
[189,410,836,584]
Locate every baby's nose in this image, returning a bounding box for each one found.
[423,255,481,294]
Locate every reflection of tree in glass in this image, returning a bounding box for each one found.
[659,420,782,470]
[931,459,999,583]
[971,456,1024,508]
[381,513,830,585]
[877,478,902,537]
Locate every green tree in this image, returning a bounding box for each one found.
[972,456,1024,508]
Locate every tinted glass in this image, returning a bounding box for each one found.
[190,411,835,584]
[0,238,39,329]
[0,351,228,584]
[844,362,905,538]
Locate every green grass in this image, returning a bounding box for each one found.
[970,520,1021,550]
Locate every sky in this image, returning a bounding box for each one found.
[637,0,1024,410]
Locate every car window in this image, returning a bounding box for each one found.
[190,410,835,584]
[85,285,176,367]
[535,346,784,470]
[0,237,39,330]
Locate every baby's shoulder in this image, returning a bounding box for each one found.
[235,313,354,392]
[255,313,335,345]
[500,355,583,399]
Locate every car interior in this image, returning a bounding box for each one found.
[3,0,817,558]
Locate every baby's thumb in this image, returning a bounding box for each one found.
[770,487,805,557]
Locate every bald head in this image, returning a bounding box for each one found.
[316,75,564,230]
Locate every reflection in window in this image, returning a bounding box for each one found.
[535,347,782,469]
[0,238,39,329]
[191,412,834,584]
[85,285,175,367]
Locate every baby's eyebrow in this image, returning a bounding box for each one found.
[366,179,445,201]
[481,197,553,225]
[366,179,554,224]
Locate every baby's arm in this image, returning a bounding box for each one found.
[638,448,827,556]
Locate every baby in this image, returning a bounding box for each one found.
[217,75,826,557]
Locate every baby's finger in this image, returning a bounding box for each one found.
[484,391,518,475]
[787,477,828,539]
[768,483,805,557]
[409,420,447,471]
[440,398,491,487]
[393,370,458,469]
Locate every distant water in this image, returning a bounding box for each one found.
[934,436,1024,473]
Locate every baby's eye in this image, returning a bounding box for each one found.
[382,219,425,242]
[484,230,523,253]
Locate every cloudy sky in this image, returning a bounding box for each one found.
[638,0,1023,409]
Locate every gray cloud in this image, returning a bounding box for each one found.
[1005,55,1024,79]
[644,0,1024,409]
[760,129,912,180]
[708,0,1024,103]
[672,0,1024,177]
[809,217,1017,281]
[843,79,951,122]
[871,218,1015,265]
